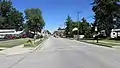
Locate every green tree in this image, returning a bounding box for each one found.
[71,18,92,38]
[0,0,24,30]
[0,0,12,28]
[0,0,12,17]
[24,8,45,34]
[65,15,72,37]
[92,0,120,37]
[8,8,24,31]
[46,30,51,34]
[81,18,92,38]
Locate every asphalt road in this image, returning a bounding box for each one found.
[1,37,120,68]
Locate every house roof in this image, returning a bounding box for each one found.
[0,29,15,32]
[111,29,120,32]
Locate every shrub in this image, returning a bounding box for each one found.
[27,39,32,44]
[24,43,34,47]
[24,39,34,47]
[40,35,43,38]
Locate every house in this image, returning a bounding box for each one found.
[111,29,120,38]
[0,29,23,39]
[95,29,120,38]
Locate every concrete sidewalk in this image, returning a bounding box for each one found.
[0,44,33,56]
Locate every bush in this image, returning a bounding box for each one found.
[39,35,43,38]
[24,43,34,47]
[27,39,32,43]
[24,39,34,47]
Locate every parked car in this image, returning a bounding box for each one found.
[0,35,5,39]
[21,34,27,38]
[11,35,16,39]
[26,32,34,38]
[4,34,16,39]
[15,34,21,39]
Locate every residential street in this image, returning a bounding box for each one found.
[1,37,120,68]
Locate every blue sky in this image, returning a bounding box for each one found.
[12,0,94,33]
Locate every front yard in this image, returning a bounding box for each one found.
[0,38,32,48]
[81,39,120,48]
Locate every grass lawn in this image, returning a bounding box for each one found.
[81,39,120,48]
[0,38,33,48]
[102,39,120,43]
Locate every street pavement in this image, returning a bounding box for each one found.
[0,36,120,68]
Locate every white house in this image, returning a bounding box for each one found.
[72,27,84,39]
[111,29,120,38]
[0,29,23,39]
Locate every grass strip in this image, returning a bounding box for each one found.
[81,40,113,48]
[0,38,31,48]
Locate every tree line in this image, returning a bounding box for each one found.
[64,16,93,38]
[0,0,45,33]
[65,0,120,38]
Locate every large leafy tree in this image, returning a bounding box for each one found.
[46,30,51,34]
[8,8,24,31]
[92,0,120,37]
[0,0,24,30]
[0,0,12,28]
[65,15,72,37]
[24,8,45,34]
[0,0,12,17]
[72,18,92,38]
[65,17,92,38]
[80,18,92,38]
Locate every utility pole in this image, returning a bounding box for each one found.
[77,12,80,40]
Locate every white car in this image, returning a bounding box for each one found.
[0,35,5,39]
